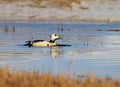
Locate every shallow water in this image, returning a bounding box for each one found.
[0,20,120,78]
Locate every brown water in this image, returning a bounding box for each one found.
[0,20,120,78]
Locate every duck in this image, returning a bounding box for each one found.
[25,33,62,47]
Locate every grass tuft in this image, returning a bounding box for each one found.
[0,67,119,87]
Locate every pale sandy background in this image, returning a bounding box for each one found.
[0,0,120,21]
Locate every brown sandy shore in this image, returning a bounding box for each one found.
[0,0,120,22]
[0,67,120,87]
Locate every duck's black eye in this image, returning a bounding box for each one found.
[54,34,56,36]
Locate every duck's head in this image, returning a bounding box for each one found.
[50,33,62,43]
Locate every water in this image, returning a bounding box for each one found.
[0,20,120,78]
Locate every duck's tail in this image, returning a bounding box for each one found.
[24,41,33,47]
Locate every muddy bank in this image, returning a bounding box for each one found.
[0,0,120,22]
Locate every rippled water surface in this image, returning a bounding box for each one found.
[0,21,120,78]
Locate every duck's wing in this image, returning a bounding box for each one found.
[25,40,44,43]
[32,40,45,43]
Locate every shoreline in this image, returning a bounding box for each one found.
[1,18,120,23]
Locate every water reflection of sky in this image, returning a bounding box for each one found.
[0,21,120,78]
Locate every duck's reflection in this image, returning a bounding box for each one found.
[50,46,60,59]
[50,47,76,76]
[50,46,61,74]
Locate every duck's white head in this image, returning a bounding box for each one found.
[50,33,62,43]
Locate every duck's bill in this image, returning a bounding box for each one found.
[59,36,63,40]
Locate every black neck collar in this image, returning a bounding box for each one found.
[49,40,55,43]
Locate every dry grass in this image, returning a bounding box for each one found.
[0,66,119,87]
[50,0,80,8]
[0,0,118,9]
[0,0,80,8]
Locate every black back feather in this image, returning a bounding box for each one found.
[25,40,45,47]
